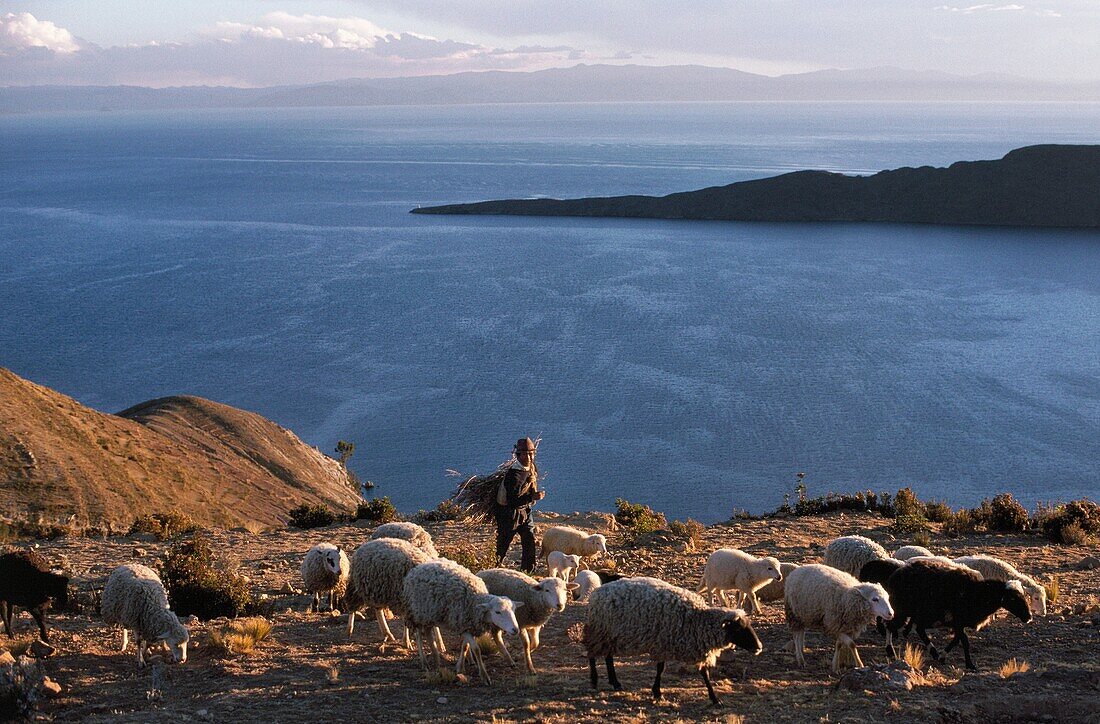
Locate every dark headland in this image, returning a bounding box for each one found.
[412,144,1100,228]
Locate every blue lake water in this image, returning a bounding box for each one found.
[1,102,1098,521]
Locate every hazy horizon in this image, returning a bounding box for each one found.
[2,2,1098,89]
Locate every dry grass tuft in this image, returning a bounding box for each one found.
[722,715,746,724]
[210,616,273,655]
[423,667,458,684]
[902,643,925,670]
[515,673,538,688]
[999,658,1031,679]
[326,666,339,684]
[1045,574,1060,605]
[566,622,585,645]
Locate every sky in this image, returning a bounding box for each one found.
[1,1,1097,87]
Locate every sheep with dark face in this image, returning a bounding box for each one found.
[858,558,907,586]
[0,550,69,643]
[300,543,350,613]
[584,577,762,706]
[884,559,1032,671]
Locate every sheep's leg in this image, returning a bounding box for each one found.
[310,592,319,613]
[830,641,842,674]
[521,629,536,674]
[841,634,863,668]
[31,608,48,643]
[136,637,147,668]
[605,655,622,691]
[413,628,428,670]
[957,631,976,671]
[0,602,11,636]
[588,657,599,689]
[529,625,541,650]
[403,622,412,650]
[120,628,129,652]
[748,590,762,614]
[374,608,397,643]
[651,660,665,700]
[494,629,517,667]
[915,626,939,662]
[433,626,447,655]
[456,634,474,676]
[792,630,806,667]
[474,641,491,685]
[700,665,721,706]
[328,590,336,612]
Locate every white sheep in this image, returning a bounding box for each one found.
[784,563,893,673]
[572,570,602,602]
[823,535,890,578]
[696,548,783,613]
[756,562,800,603]
[953,555,1047,615]
[540,526,607,568]
[370,521,438,557]
[403,559,522,684]
[584,576,762,705]
[344,538,435,649]
[477,568,575,672]
[300,543,350,613]
[547,551,582,582]
[100,564,189,667]
[908,555,968,567]
[893,545,933,561]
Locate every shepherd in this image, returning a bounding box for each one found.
[494,437,545,572]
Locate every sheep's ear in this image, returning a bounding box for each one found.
[1006,580,1024,594]
[567,583,580,590]
[512,601,525,610]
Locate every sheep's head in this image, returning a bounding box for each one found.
[161,619,190,664]
[761,557,783,582]
[534,577,572,612]
[571,571,599,602]
[480,595,521,636]
[323,548,343,576]
[722,611,762,654]
[857,583,893,621]
[588,534,608,555]
[47,573,69,610]
[1025,582,1047,616]
[1001,580,1033,623]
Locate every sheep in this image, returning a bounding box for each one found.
[823,535,890,578]
[371,521,438,558]
[756,562,800,603]
[0,550,68,643]
[572,570,602,602]
[343,538,439,651]
[952,555,1047,616]
[696,549,783,613]
[907,554,963,567]
[893,545,933,561]
[884,559,1032,670]
[584,576,761,705]
[547,551,582,582]
[100,564,189,667]
[300,543,350,613]
[477,568,575,672]
[784,564,894,673]
[403,559,522,684]
[858,558,907,586]
[540,526,607,568]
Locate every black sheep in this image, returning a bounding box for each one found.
[859,558,907,635]
[595,571,625,584]
[0,550,69,643]
[884,559,1031,670]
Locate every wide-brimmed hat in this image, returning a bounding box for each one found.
[515,437,537,453]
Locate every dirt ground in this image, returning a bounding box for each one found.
[7,511,1100,723]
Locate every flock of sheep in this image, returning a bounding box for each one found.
[0,522,1044,708]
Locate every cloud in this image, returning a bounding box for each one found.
[1,12,81,55]
[935,4,1026,13]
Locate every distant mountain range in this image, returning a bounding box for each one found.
[2,64,1098,112]
[0,367,361,529]
[413,145,1100,228]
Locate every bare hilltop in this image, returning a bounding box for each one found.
[0,368,360,530]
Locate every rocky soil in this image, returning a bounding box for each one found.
[5,511,1099,723]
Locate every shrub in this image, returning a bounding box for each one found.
[210,617,272,656]
[941,509,980,538]
[415,499,465,523]
[128,512,202,541]
[985,493,1030,533]
[1044,574,1060,606]
[355,496,399,524]
[893,487,929,534]
[910,529,932,548]
[1038,499,1100,544]
[669,519,705,550]
[614,499,667,534]
[288,503,336,529]
[924,500,954,523]
[158,535,252,620]
[438,540,498,573]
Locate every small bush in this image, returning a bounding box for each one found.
[941,509,980,538]
[128,512,202,541]
[210,617,272,656]
[355,496,399,524]
[1044,574,1060,605]
[438,540,498,573]
[288,503,336,529]
[893,488,930,534]
[924,500,954,523]
[415,499,465,523]
[985,493,1030,533]
[669,518,705,548]
[910,529,932,548]
[614,499,667,534]
[1039,499,1100,544]
[158,535,252,620]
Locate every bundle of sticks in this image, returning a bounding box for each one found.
[448,460,513,524]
